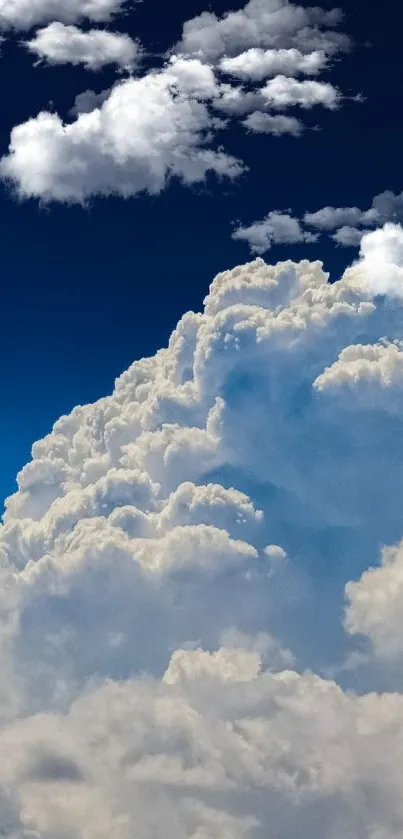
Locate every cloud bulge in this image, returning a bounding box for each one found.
[2,229,403,836]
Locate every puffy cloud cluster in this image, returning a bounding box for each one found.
[303,190,403,247]
[24,22,141,70]
[220,47,328,81]
[232,210,318,252]
[3,234,403,834]
[3,648,403,839]
[0,0,126,30]
[234,190,403,254]
[176,0,350,62]
[345,223,403,298]
[1,0,351,201]
[0,58,243,202]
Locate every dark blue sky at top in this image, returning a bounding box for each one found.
[0,0,402,506]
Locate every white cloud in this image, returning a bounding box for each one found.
[346,541,403,660]
[220,47,327,81]
[372,189,403,222]
[4,246,403,836]
[239,193,403,255]
[243,111,303,134]
[344,223,403,298]
[0,58,243,203]
[261,75,339,109]
[24,22,141,70]
[2,646,403,839]
[304,205,379,230]
[1,0,357,199]
[313,341,403,414]
[303,191,403,247]
[332,225,365,247]
[3,247,403,694]
[232,211,318,252]
[0,0,126,30]
[176,0,350,62]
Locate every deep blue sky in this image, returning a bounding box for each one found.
[1,0,402,506]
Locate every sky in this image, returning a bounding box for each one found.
[3,2,403,838]
[1,0,402,504]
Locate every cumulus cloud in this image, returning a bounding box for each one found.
[232,211,318,252]
[332,225,365,247]
[0,58,243,203]
[4,645,403,838]
[176,0,350,62]
[344,223,403,298]
[236,191,403,254]
[304,205,379,231]
[24,22,141,70]
[0,0,126,30]
[0,49,341,202]
[220,47,328,81]
[313,340,403,414]
[303,191,403,246]
[0,0,356,200]
[346,540,403,659]
[243,111,303,134]
[261,75,339,109]
[4,236,403,835]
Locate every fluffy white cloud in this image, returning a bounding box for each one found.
[243,111,303,134]
[25,22,141,70]
[3,646,403,839]
[3,242,403,687]
[0,0,126,30]
[4,241,403,836]
[1,48,341,202]
[261,75,339,108]
[232,211,318,252]
[313,341,403,414]
[304,205,379,230]
[346,541,403,659]
[344,223,403,298]
[332,225,365,247]
[0,58,243,203]
[1,0,357,199]
[176,0,350,62]
[220,47,327,81]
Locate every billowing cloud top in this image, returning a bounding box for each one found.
[3,230,403,836]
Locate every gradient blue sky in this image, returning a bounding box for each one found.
[1,0,402,505]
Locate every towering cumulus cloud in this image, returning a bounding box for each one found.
[3,228,403,836]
